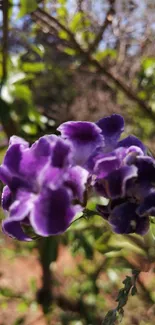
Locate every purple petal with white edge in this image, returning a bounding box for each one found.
[96,114,124,151]
[124,146,144,165]
[103,165,138,198]
[2,219,32,241]
[87,147,126,174]
[94,155,120,179]
[2,135,57,181]
[2,186,12,210]
[2,135,56,188]
[20,136,52,177]
[31,187,79,236]
[58,121,104,165]
[64,166,89,201]
[117,135,146,154]
[2,190,35,241]
[109,202,149,235]
[9,191,35,219]
[137,191,155,216]
[9,136,29,148]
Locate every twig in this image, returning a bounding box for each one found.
[33,8,155,121]
[88,0,115,53]
[102,270,140,325]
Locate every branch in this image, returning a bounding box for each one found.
[88,0,115,53]
[32,10,73,49]
[33,8,155,120]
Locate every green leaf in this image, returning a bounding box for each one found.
[150,221,155,239]
[142,57,155,70]
[30,278,37,293]
[0,287,14,297]
[18,0,37,18]
[22,62,45,73]
[94,49,117,62]
[22,123,38,135]
[57,7,68,19]
[13,317,25,325]
[131,286,137,296]
[58,0,66,4]
[11,84,32,103]
[58,30,69,41]
[17,302,28,313]
[69,12,90,32]
[64,47,76,56]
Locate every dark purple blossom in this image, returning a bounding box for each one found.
[0,135,88,240]
[0,113,154,239]
[97,200,149,235]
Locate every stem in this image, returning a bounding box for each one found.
[37,237,58,314]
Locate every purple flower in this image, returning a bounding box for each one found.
[58,114,126,167]
[58,121,104,165]
[0,113,153,239]
[0,135,88,240]
[97,200,149,235]
[94,135,155,235]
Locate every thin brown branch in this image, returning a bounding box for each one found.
[34,8,155,120]
[36,8,85,54]
[32,11,73,49]
[88,0,115,53]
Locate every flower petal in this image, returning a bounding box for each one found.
[1,186,12,210]
[64,166,89,201]
[58,121,104,165]
[103,165,138,198]
[109,202,149,235]
[52,138,71,168]
[9,136,29,148]
[135,156,155,182]
[94,155,120,179]
[96,114,124,151]
[30,187,78,236]
[2,219,32,241]
[137,191,155,216]
[117,135,146,154]
[1,191,35,241]
[1,135,55,184]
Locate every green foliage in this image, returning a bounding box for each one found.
[102,270,140,325]
[69,12,91,33]
[22,62,45,73]
[94,49,117,62]
[18,0,38,18]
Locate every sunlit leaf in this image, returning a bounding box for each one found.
[69,12,91,32]
[94,49,117,62]
[17,302,28,313]
[22,62,45,73]
[18,0,37,18]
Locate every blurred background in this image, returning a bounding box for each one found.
[0,0,155,324]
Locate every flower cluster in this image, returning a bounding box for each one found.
[0,114,155,240]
